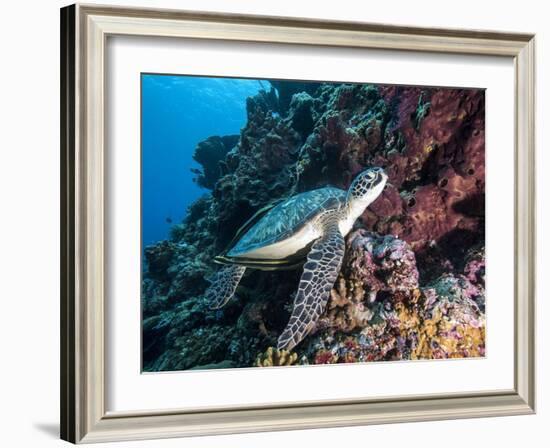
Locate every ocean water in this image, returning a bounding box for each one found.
[141,74,263,248]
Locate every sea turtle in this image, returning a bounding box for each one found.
[205,167,388,351]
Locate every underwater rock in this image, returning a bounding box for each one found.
[142,81,486,371]
[192,135,239,189]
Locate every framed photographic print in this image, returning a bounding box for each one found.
[60,3,536,444]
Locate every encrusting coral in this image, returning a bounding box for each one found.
[142,80,486,371]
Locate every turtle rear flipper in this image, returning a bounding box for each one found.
[277,217,345,351]
[205,265,246,309]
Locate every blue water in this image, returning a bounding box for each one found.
[141,74,263,247]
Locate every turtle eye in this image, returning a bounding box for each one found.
[371,174,383,187]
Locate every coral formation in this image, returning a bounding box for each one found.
[298,233,485,364]
[255,347,298,367]
[192,135,239,189]
[142,80,486,371]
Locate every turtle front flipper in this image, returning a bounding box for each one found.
[277,218,345,351]
[205,265,246,309]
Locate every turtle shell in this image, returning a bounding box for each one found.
[216,187,345,269]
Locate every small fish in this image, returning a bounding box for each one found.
[165,217,173,224]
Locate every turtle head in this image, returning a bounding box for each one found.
[346,167,388,216]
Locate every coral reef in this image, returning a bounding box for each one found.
[268,80,322,114]
[192,135,239,189]
[255,347,298,367]
[142,80,486,371]
[300,236,485,364]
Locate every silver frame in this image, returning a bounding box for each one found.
[60,3,536,444]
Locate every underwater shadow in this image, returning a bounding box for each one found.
[452,192,485,217]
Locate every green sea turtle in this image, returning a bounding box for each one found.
[205,167,388,351]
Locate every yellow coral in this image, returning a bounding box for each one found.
[396,301,485,360]
[325,276,373,333]
[254,347,298,367]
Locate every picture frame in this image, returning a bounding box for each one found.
[60,3,536,444]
